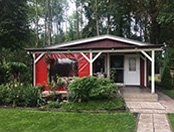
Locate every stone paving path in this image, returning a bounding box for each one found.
[125,91,174,132]
[137,114,171,132]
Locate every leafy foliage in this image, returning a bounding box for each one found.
[90,77,116,99]
[0,0,30,50]
[0,65,7,84]
[163,48,174,68]
[0,83,44,107]
[0,62,31,84]
[68,76,98,102]
[68,76,117,102]
[0,0,33,85]
[161,66,172,89]
[46,101,60,109]
[157,0,174,47]
[110,68,117,82]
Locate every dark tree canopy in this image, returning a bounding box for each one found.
[0,0,30,50]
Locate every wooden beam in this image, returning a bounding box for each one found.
[34,53,44,63]
[29,48,162,54]
[80,52,91,63]
[92,52,102,63]
[141,50,152,62]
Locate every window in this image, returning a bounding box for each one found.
[129,57,136,71]
[49,58,78,81]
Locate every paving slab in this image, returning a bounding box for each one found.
[123,90,174,132]
[137,114,153,132]
[153,114,171,132]
[129,108,166,114]
[126,102,165,109]
[137,114,172,132]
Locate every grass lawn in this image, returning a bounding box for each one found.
[0,108,136,132]
[60,97,125,111]
[168,114,174,131]
[158,87,174,99]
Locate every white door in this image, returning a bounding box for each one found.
[124,54,140,85]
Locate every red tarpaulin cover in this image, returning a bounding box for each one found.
[35,53,90,90]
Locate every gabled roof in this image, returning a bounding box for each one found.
[46,35,152,49]
[26,34,163,52]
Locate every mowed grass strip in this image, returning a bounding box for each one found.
[160,88,174,99]
[0,108,136,132]
[60,98,125,111]
[168,114,174,131]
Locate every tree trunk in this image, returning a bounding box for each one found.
[35,0,39,47]
[95,0,99,36]
[48,0,51,45]
[106,16,110,34]
[76,1,80,39]
[106,0,110,34]
[44,0,48,46]
[44,0,51,45]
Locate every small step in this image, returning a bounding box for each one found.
[123,93,158,102]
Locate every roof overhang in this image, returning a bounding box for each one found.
[26,35,164,54]
[26,47,163,54]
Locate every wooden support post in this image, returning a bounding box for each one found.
[106,53,110,78]
[151,50,155,93]
[144,58,147,87]
[89,52,93,76]
[33,53,36,86]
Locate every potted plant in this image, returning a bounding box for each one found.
[56,76,65,88]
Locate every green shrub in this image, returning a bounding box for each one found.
[0,65,7,84]
[110,68,117,82]
[0,83,45,107]
[68,76,98,102]
[90,78,116,99]
[0,84,10,105]
[68,76,117,102]
[0,62,31,84]
[161,66,172,89]
[47,101,60,109]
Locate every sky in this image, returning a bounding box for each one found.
[67,0,76,16]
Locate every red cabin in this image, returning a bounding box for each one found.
[26,35,163,94]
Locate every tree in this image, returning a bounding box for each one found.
[0,0,30,51]
[157,0,174,47]
[161,65,172,89]
[51,0,68,43]
[65,12,79,41]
